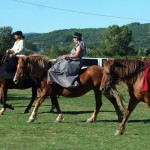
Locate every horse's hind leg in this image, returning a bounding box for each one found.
[104,93,124,122]
[24,87,37,113]
[50,94,63,122]
[87,89,102,123]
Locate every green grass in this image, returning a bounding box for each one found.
[0,87,150,150]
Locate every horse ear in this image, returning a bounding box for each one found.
[107,58,115,66]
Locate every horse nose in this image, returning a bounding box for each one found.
[99,86,104,92]
[13,79,18,84]
[100,87,104,92]
[102,86,111,94]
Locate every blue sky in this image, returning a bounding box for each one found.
[1,0,150,33]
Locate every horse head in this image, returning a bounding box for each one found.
[13,56,30,84]
[100,59,118,94]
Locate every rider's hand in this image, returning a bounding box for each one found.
[6,50,10,54]
[63,55,69,59]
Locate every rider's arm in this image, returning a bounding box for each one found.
[64,45,82,59]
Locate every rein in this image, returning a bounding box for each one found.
[1,54,9,63]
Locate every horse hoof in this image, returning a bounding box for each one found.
[10,106,14,110]
[115,129,124,136]
[49,109,55,113]
[24,110,29,114]
[0,112,4,115]
[55,114,64,123]
[55,119,62,123]
[86,118,95,123]
[27,118,35,123]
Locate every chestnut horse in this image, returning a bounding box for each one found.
[0,53,41,114]
[100,59,150,135]
[13,55,125,123]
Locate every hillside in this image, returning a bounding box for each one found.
[25,22,150,51]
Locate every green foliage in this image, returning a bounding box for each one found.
[25,42,37,52]
[127,23,150,49]
[0,26,13,53]
[2,23,150,58]
[100,25,133,56]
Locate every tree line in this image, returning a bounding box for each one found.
[1,22,150,59]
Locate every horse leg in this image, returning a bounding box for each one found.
[104,93,124,122]
[24,87,37,113]
[87,89,102,123]
[50,93,63,122]
[0,86,7,115]
[28,90,48,122]
[49,104,56,113]
[144,92,150,108]
[115,99,138,136]
[0,83,14,115]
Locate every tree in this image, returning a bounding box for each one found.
[0,26,13,53]
[100,25,134,56]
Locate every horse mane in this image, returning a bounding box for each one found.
[27,54,54,78]
[29,54,53,67]
[108,59,146,84]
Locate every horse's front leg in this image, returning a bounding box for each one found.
[115,99,138,135]
[87,89,102,123]
[0,86,8,115]
[28,90,48,122]
[49,104,56,113]
[104,93,124,122]
[24,87,37,113]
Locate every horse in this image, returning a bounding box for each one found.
[0,53,42,114]
[99,59,150,135]
[13,55,125,123]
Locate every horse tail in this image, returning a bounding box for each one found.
[110,86,127,111]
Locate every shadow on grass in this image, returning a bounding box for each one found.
[14,104,51,108]
[128,119,150,123]
[7,96,33,101]
[38,110,116,115]
[94,119,150,123]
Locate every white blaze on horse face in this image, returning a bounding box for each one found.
[104,67,111,83]
[100,67,111,91]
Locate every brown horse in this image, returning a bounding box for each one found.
[0,53,41,114]
[13,55,125,123]
[100,59,150,135]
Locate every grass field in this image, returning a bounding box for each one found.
[0,87,150,150]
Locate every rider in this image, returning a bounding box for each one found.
[6,31,25,56]
[47,32,86,88]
